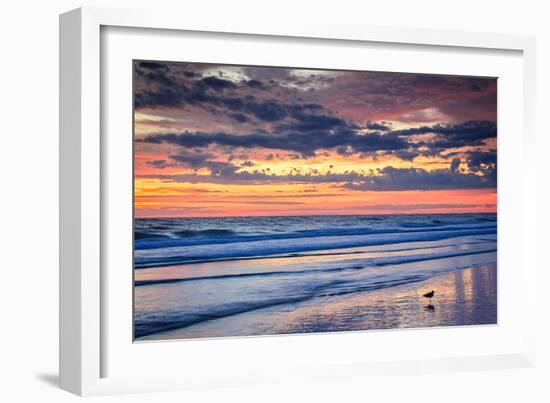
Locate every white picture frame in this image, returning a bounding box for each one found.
[60,6,538,396]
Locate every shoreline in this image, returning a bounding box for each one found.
[138,262,497,341]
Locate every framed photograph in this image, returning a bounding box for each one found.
[60,7,537,396]
[132,60,500,342]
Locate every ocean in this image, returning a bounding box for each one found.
[134,213,497,340]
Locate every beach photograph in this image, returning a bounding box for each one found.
[133,61,497,341]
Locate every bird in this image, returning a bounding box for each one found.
[423,290,435,304]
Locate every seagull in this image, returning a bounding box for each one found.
[423,290,435,304]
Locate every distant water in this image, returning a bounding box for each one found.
[134,213,497,340]
[134,213,497,268]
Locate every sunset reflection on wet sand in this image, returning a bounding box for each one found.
[139,262,496,340]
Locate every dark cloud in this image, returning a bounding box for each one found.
[393,120,496,141]
[465,150,497,181]
[135,78,323,123]
[135,88,188,108]
[241,99,288,121]
[146,159,170,169]
[389,149,420,161]
[228,112,248,123]
[168,150,240,176]
[134,62,328,125]
[197,76,237,91]
[134,63,495,157]
[134,62,497,126]
[394,121,497,158]
[344,166,495,191]
[137,61,167,70]
[274,114,350,133]
[139,120,495,161]
[140,128,411,158]
[168,150,212,168]
[140,163,496,191]
[450,158,461,173]
[466,150,497,172]
[246,79,264,89]
[366,121,391,131]
[445,150,496,178]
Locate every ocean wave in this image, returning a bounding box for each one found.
[134,222,496,251]
[134,240,487,272]
[135,247,496,287]
[134,231,169,240]
[173,229,236,237]
[134,227,497,268]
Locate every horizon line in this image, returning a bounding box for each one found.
[134,210,497,220]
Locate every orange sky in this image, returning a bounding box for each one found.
[133,62,497,218]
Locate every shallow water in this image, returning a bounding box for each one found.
[143,263,497,340]
[133,213,497,340]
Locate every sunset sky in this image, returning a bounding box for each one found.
[133,61,497,218]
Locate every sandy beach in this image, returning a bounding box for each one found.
[139,261,496,341]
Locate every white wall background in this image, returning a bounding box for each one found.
[0,0,548,401]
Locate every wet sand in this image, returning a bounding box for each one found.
[141,262,496,341]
